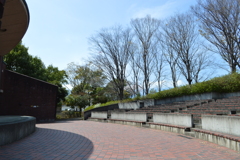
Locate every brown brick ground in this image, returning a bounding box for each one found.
[0,120,240,160]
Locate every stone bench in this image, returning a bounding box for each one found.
[107,119,145,127]
[192,128,240,152]
[147,122,191,134]
[88,117,107,122]
[91,111,108,119]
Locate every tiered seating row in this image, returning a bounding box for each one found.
[179,97,240,122]
[128,97,240,123]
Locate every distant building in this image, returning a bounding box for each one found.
[61,105,80,111]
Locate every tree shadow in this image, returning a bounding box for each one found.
[0,127,94,160]
[37,118,83,124]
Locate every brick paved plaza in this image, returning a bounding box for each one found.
[0,120,240,160]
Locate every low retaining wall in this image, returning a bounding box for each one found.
[91,112,108,119]
[202,115,240,137]
[88,118,106,123]
[0,116,36,146]
[149,123,188,134]
[84,104,119,120]
[138,99,155,107]
[108,119,143,127]
[119,99,155,110]
[153,113,193,127]
[155,92,240,105]
[193,128,240,152]
[111,112,147,122]
[119,102,139,110]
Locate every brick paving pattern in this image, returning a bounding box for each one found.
[0,120,240,160]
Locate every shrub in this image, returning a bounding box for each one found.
[56,111,81,119]
[147,73,240,100]
[84,101,120,112]
[84,73,240,112]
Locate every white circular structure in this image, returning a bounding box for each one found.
[0,0,29,56]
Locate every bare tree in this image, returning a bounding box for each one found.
[161,13,211,85]
[65,62,81,89]
[131,15,161,95]
[89,26,133,100]
[158,30,179,88]
[192,0,240,73]
[128,42,142,97]
[153,44,166,92]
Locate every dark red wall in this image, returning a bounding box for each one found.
[0,57,5,109]
[0,63,58,122]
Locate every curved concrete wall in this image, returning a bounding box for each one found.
[153,113,193,127]
[202,115,240,137]
[0,116,36,146]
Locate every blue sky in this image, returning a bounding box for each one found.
[22,0,198,71]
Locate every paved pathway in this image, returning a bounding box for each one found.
[0,120,240,160]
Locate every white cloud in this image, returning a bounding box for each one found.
[132,1,178,19]
[177,80,186,86]
[151,80,165,88]
[131,0,195,19]
[64,84,73,91]
[157,79,187,90]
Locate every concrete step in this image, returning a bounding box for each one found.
[184,131,195,138]
[142,123,150,128]
[147,119,153,122]
[194,124,202,129]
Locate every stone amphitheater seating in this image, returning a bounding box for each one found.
[180,97,240,123]
[127,97,240,123]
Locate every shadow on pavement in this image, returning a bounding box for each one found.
[36,118,84,124]
[0,127,93,160]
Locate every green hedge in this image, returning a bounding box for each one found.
[84,101,120,112]
[56,111,81,119]
[84,73,240,112]
[146,73,240,100]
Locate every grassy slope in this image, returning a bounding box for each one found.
[84,73,240,112]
